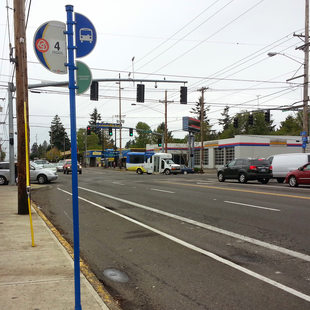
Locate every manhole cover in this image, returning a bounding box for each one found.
[103,268,129,283]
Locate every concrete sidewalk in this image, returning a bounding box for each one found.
[0,186,116,310]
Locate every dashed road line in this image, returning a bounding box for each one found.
[58,187,310,303]
[224,200,280,212]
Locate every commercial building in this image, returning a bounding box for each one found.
[146,135,305,169]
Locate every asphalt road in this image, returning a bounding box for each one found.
[31,168,310,310]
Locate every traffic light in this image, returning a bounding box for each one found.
[137,84,145,102]
[180,86,187,104]
[158,138,162,147]
[108,128,113,136]
[90,81,98,101]
[233,118,238,128]
[87,126,91,135]
[264,110,270,122]
[129,128,133,136]
[248,114,254,126]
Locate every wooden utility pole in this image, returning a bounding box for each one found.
[118,73,122,167]
[197,87,208,173]
[160,90,173,153]
[303,0,309,152]
[14,0,29,214]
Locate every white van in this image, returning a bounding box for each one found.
[267,153,310,183]
[145,153,181,175]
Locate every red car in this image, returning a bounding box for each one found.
[285,163,310,187]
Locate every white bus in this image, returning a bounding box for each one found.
[145,153,181,175]
[126,152,153,174]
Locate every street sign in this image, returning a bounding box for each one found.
[33,21,67,74]
[75,13,97,58]
[97,122,121,129]
[76,61,92,94]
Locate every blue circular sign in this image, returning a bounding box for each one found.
[75,13,97,58]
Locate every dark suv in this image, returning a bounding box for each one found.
[217,158,272,184]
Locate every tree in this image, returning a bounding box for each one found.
[89,108,102,136]
[37,140,49,159]
[190,96,214,141]
[49,115,70,152]
[219,111,275,138]
[45,147,61,162]
[219,106,231,131]
[0,148,5,161]
[30,142,39,160]
[275,112,303,136]
[134,122,153,148]
[152,122,173,144]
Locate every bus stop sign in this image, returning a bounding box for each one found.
[75,13,97,58]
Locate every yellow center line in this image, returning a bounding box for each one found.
[160,181,310,200]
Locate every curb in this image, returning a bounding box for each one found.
[32,202,122,310]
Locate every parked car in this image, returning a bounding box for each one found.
[0,162,16,185]
[63,160,82,174]
[30,163,58,184]
[267,153,310,183]
[285,163,310,187]
[217,158,272,184]
[0,162,57,185]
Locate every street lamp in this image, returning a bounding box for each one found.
[268,50,309,152]
[267,52,303,65]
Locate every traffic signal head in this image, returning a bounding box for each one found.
[180,86,187,104]
[137,84,145,102]
[233,118,238,128]
[264,110,270,122]
[90,81,98,101]
[129,128,133,136]
[157,138,162,147]
[248,114,254,126]
[108,128,113,136]
[87,126,91,135]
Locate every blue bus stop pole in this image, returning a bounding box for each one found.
[65,5,82,310]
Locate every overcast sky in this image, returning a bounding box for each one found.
[0,0,306,154]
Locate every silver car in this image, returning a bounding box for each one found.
[30,163,58,184]
[0,162,58,185]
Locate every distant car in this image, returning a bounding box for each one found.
[56,160,65,172]
[33,159,49,166]
[180,166,194,174]
[63,160,82,174]
[285,163,310,187]
[217,158,272,184]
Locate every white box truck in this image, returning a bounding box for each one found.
[145,153,181,175]
[267,153,310,183]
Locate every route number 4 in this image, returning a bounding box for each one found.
[54,42,60,51]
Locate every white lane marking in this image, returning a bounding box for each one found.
[77,186,310,263]
[151,188,175,194]
[58,187,310,303]
[224,200,280,212]
[112,181,124,185]
[64,211,73,222]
